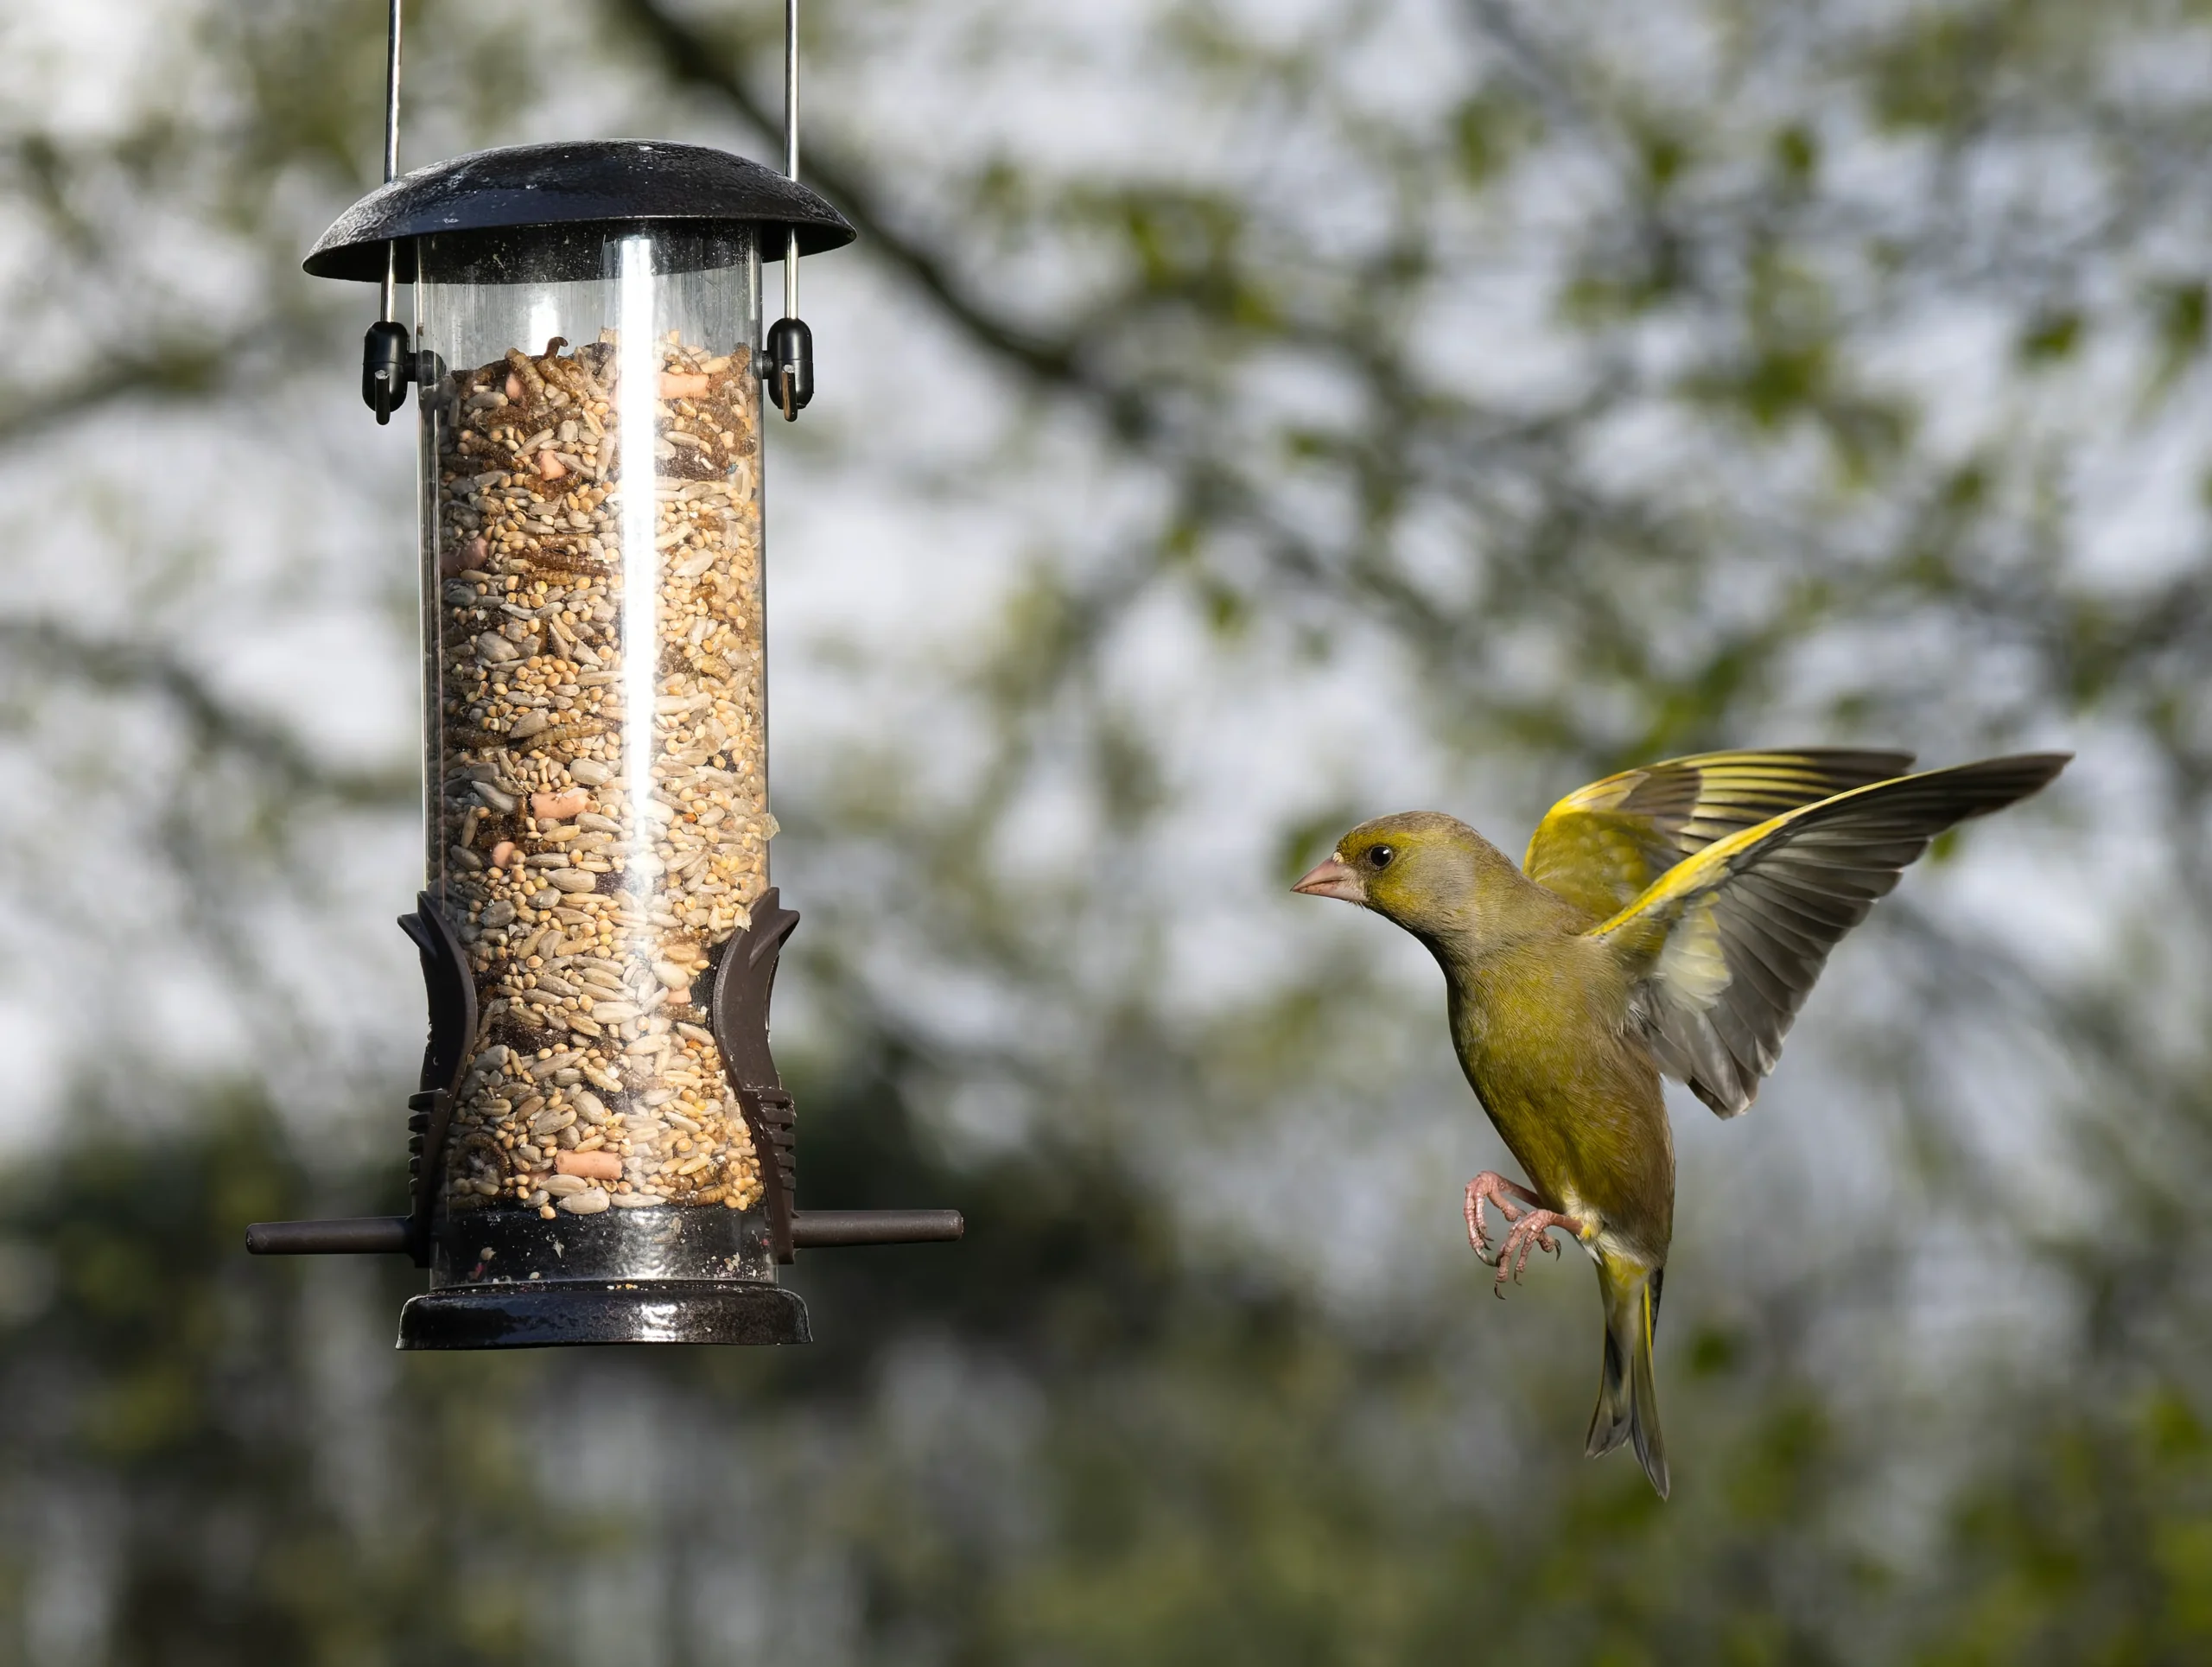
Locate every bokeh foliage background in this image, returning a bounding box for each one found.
[0,0,2208,1659]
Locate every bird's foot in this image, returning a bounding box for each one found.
[1464,1172,1546,1264]
[1493,1209,1587,1295]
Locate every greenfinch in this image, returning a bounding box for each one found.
[1293,749,2069,1497]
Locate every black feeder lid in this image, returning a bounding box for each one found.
[303,139,856,282]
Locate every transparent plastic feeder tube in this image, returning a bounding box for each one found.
[415,223,772,1224]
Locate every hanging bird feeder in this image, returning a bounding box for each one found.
[245,2,961,1348]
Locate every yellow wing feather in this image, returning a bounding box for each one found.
[1522,748,1916,920]
[1585,754,2069,1117]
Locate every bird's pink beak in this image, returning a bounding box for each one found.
[1291,857,1365,904]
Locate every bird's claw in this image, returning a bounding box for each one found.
[1491,1208,1586,1295]
[1464,1172,1544,1264]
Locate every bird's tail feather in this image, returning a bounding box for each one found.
[1587,1260,1669,1498]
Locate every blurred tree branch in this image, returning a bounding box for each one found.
[613,0,1094,398]
[0,619,410,808]
[0,334,264,449]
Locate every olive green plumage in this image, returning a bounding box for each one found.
[1295,748,2069,1498]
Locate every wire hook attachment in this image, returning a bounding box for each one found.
[362,0,416,423]
[765,0,815,421]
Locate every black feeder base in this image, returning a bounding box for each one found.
[398,1279,810,1350]
[247,890,962,1350]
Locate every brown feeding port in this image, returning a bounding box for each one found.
[245,10,960,1348]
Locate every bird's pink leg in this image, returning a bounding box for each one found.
[1492,1209,1589,1295]
[1465,1172,1546,1263]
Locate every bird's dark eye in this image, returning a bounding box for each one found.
[1366,844,1395,871]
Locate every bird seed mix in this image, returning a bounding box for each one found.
[428,330,769,1220]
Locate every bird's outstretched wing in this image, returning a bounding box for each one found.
[1585,754,2069,1118]
[1524,748,1916,920]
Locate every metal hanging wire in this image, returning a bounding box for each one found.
[365,0,813,421]
[765,0,815,422]
[361,0,413,422]
[378,0,404,326]
[784,0,801,324]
